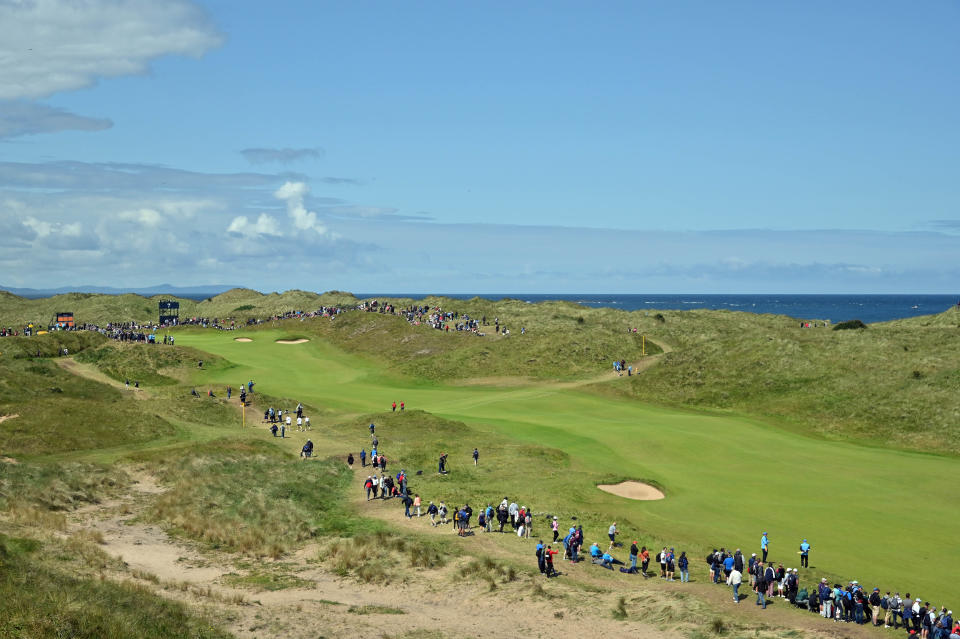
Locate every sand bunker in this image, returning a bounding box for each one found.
[597,481,665,501]
[276,338,309,344]
[234,337,252,342]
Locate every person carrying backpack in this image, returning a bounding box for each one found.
[754,562,767,609]
[678,551,689,582]
[536,540,546,573]
[544,546,558,577]
[887,593,902,629]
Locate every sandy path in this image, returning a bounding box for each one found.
[64,468,663,638]
[0,413,18,424]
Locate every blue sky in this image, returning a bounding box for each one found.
[1,0,958,293]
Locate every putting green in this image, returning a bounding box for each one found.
[178,329,959,603]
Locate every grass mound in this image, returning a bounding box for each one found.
[135,439,374,557]
[0,352,178,456]
[324,532,448,583]
[304,309,659,381]
[0,533,230,639]
[75,343,229,386]
[605,308,960,453]
[0,461,129,513]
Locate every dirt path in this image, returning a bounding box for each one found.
[55,358,150,399]
[580,336,674,385]
[58,457,855,639]
[64,468,664,639]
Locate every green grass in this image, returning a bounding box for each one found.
[177,326,960,604]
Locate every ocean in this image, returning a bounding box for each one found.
[357,294,959,324]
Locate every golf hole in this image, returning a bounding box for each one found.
[276,338,309,344]
[597,481,665,501]
[234,337,253,342]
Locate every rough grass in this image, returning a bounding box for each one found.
[324,531,448,583]
[300,306,659,382]
[0,461,129,512]
[221,570,310,592]
[135,439,377,557]
[75,343,229,387]
[0,350,179,456]
[347,604,406,615]
[0,533,232,639]
[0,288,359,326]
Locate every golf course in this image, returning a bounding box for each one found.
[175,323,959,605]
[3,292,959,638]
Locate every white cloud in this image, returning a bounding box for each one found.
[0,0,222,100]
[227,213,283,237]
[275,181,328,235]
[119,208,162,227]
[23,216,52,237]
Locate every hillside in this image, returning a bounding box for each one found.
[599,308,960,454]
[0,288,362,327]
[3,290,960,454]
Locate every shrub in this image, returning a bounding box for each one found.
[612,595,628,620]
[833,319,867,330]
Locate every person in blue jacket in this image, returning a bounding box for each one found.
[799,539,811,568]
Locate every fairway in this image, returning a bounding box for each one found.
[179,328,960,604]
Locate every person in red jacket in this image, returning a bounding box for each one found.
[545,546,559,577]
[392,401,396,412]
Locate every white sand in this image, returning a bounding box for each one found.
[276,338,309,344]
[234,337,253,342]
[597,481,665,501]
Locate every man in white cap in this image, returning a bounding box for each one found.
[819,578,833,619]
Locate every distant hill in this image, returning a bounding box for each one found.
[0,284,242,299]
[0,288,360,326]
